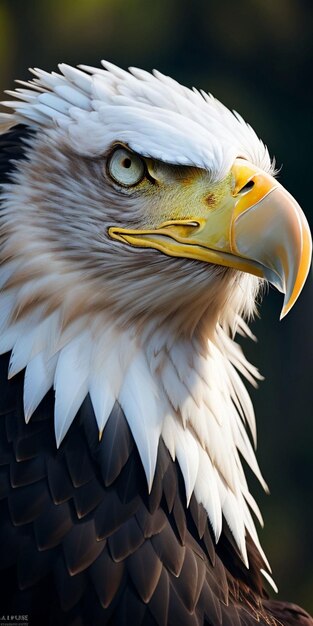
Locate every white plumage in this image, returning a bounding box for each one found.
[0,60,273,176]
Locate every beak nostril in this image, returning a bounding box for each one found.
[239,179,255,194]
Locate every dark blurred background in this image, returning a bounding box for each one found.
[0,0,312,612]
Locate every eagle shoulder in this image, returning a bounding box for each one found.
[0,352,284,626]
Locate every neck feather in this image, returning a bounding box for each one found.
[0,277,270,572]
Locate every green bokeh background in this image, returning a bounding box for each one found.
[0,0,312,613]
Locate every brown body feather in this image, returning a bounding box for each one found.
[0,352,312,626]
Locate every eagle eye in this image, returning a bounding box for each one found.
[107,147,145,187]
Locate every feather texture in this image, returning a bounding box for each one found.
[0,277,267,563]
[0,65,310,625]
[0,352,311,624]
[0,62,274,178]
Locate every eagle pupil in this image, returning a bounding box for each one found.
[122,158,132,169]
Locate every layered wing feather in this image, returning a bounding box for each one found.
[1,352,308,626]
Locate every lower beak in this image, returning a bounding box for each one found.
[109,159,312,318]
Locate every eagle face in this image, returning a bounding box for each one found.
[1,122,259,337]
[0,62,311,570]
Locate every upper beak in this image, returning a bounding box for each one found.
[229,159,312,318]
[109,159,312,318]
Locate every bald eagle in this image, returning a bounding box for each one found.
[0,61,311,626]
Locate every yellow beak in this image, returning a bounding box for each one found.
[109,159,312,318]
